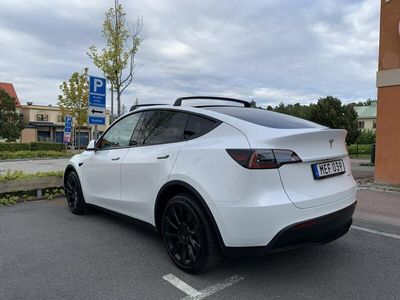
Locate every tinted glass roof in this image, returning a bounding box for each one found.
[205,107,323,129]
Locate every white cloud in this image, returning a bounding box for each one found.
[0,0,380,108]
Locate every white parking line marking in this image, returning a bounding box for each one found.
[163,274,202,297]
[183,275,245,300]
[351,225,400,240]
[163,273,244,300]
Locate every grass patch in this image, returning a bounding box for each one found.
[0,170,63,182]
[0,150,74,160]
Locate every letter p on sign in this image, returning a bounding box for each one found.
[89,76,106,95]
[94,79,103,92]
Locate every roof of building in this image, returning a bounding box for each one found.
[354,101,377,119]
[0,82,21,107]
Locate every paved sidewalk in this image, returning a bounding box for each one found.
[350,158,374,179]
[355,189,400,228]
[0,158,69,174]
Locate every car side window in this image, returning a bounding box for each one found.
[136,110,190,146]
[184,114,219,140]
[98,112,141,149]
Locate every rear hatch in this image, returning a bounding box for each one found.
[205,106,357,209]
[267,129,356,208]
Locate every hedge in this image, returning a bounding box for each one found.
[30,142,65,151]
[0,150,73,160]
[0,142,65,152]
[0,143,30,152]
[348,144,372,155]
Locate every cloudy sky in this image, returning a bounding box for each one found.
[0,0,379,108]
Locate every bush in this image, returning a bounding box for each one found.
[357,129,375,144]
[0,143,30,152]
[30,142,65,151]
[0,142,66,152]
[348,144,372,155]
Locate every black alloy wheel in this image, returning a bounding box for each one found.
[65,171,86,215]
[161,193,222,273]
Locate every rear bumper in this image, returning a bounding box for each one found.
[223,201,356,257]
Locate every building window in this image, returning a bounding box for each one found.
[357,121,365,129]
[37,114,48,122]
[57,115,64,123]
[373,120,376,129]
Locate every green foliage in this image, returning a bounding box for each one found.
[0,143,30,151]
[347,144,372,155]
[0,195,18,206]
[0,142,65,152]
[349,99,375,106]
[58,68,89,148]
[88,0,143,117]
[30,142,66,151]
[0,170,63,182]
[0,187,64,206]
[0,150,73,160]
[268,102,311,119]
[357,129,376,144]
[0,88,24,142]
[268,97,360,144]
[43,188,65,200]
[309,96,360,144]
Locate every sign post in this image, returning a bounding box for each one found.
[88,76,106,139]
[63,115,73,145]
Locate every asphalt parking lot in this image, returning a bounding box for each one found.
[0,190,399,300]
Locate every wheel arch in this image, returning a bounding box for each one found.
[63,164,78,187]
[154,180,226,249]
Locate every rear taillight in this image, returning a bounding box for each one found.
[226,149,302,169]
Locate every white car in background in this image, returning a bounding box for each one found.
[64,96,357,273]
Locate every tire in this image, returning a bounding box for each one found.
[64,171,87,215]
[161,193,223,273]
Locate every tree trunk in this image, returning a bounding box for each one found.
[117,86,121,118]
[110,83,114,124]
[77,126,81,149]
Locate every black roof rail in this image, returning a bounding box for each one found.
[129,103,167,112]
[173,96,251,108]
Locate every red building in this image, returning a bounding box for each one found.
[0,82,22,108]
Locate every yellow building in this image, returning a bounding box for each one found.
[354,101,377,132]
[20,102,110,146]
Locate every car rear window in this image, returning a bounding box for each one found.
[184,115,219,140]
[205,107,323,129]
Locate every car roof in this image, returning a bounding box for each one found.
[126,104,322,132]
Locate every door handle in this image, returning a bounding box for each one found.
[157,155,170,160]
[111,157,120,161]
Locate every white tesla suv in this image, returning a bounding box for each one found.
[64,96,357,273]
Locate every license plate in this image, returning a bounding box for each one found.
[311,160,346,180]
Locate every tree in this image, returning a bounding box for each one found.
[269,102,311,119]
[350,99,375,107]
[0,88,23,142]
[58,68,89,148]
[88,0,143,120]
[309,96,360,144]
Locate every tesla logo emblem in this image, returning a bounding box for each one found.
[329,139,334,149]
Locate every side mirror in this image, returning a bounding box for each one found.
[86,140,97,151]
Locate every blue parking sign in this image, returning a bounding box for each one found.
[89,94,106,107]
[89,76,106,95]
